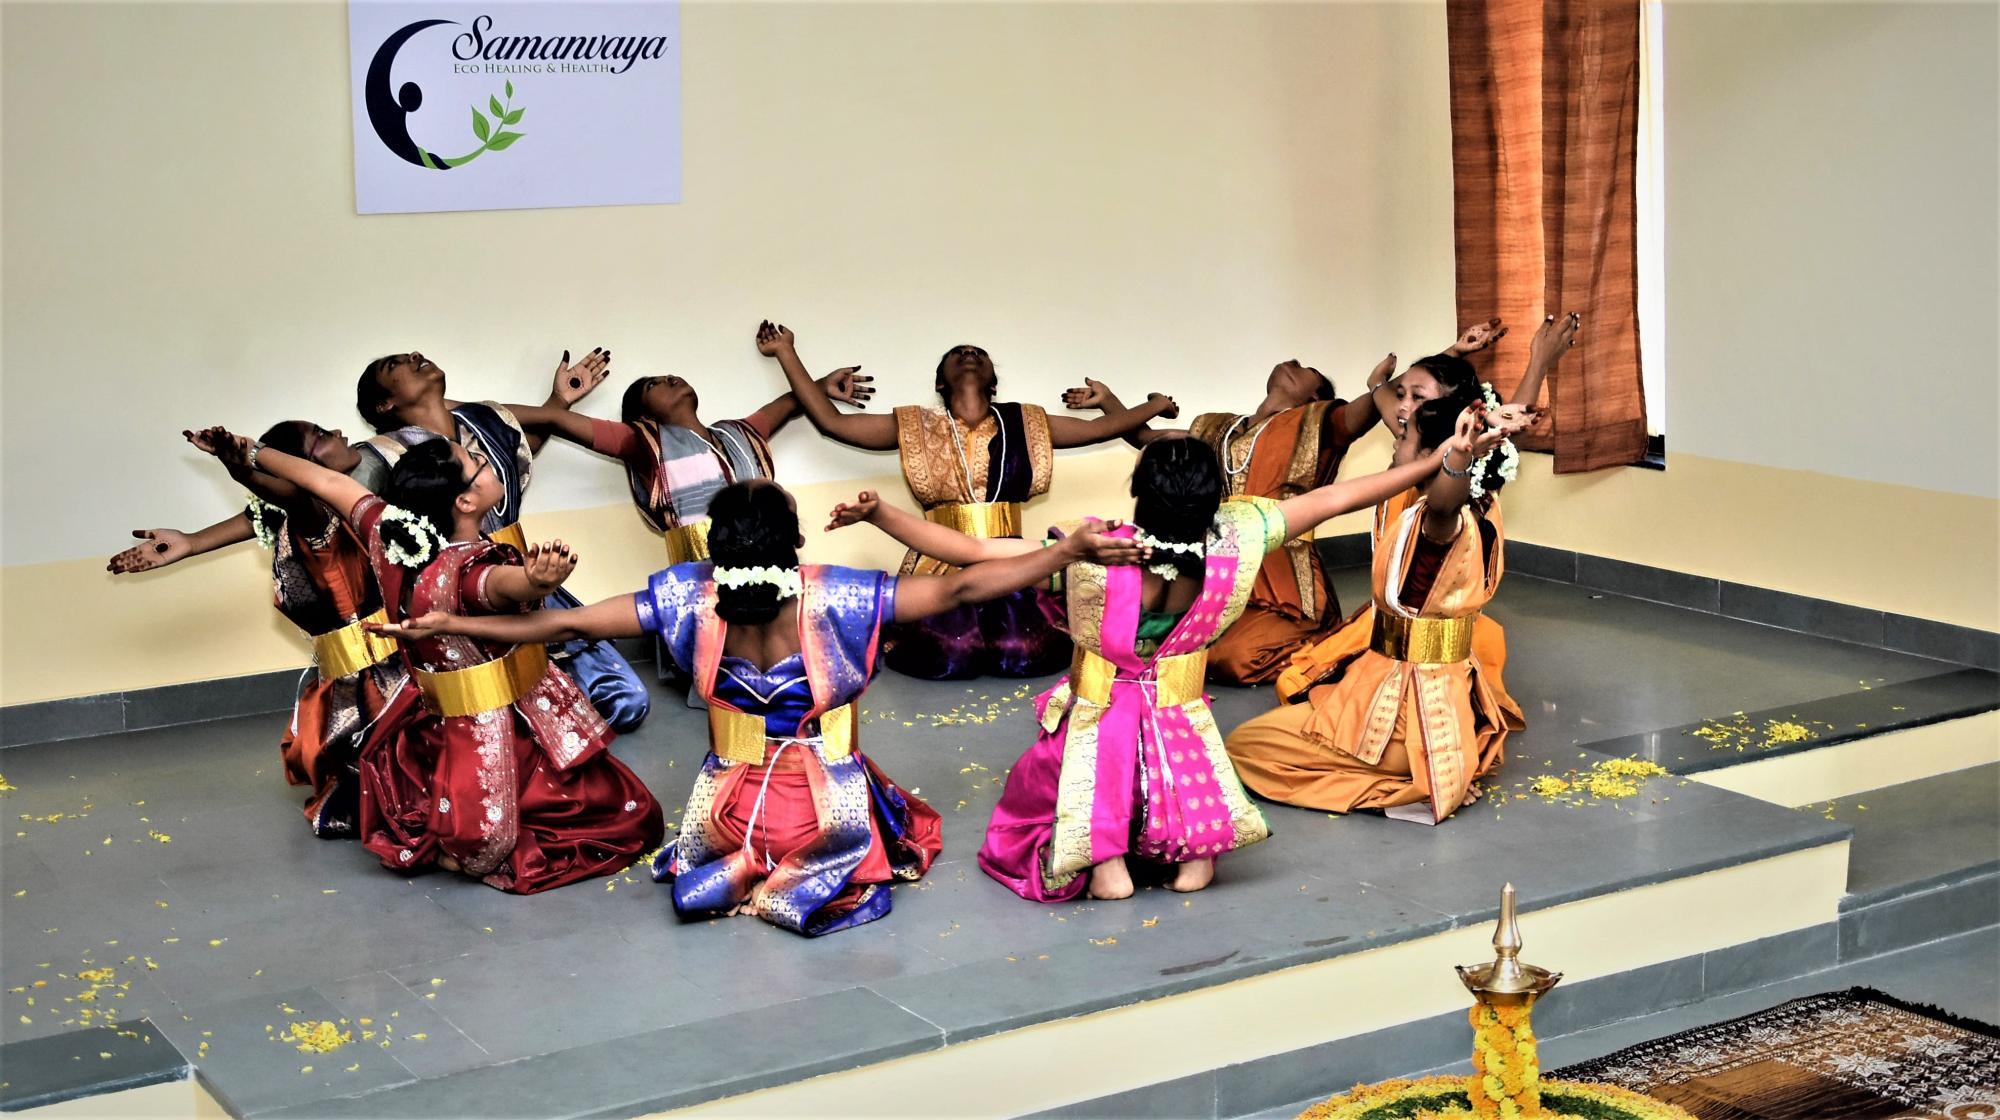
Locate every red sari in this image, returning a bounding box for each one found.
[349,496,664,893]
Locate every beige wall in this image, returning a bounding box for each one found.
[3,1,1996,706]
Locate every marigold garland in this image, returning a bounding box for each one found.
[1298,1075,1698,1120]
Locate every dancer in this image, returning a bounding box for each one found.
[758,321,1178,680]
[193,426,665,893]
[1223,313,1579,824]
[371,479,1138,933]
[1061,320,1507,685]
[353,348,650,730]
[110,422,407,838]
[827,422,1499,902]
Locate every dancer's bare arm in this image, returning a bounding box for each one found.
[758,321,898,450]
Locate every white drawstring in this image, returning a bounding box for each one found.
[739,734,825,870]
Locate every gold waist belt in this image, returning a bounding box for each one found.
[415,643,549,718]
[709,702,855,765]
[1070,648,1207,708]
[488,522,528,553]
[1369,612,1476,664]
[313,608,399,680]
[925,501,1022,539]
[664,520,712,565]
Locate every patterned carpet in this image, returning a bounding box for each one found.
[1555,988,2000,1119]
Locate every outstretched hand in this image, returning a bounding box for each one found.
[1528,311,1581,370]
[186,427,253,467]
[366,611,455,641]
[755,320,796,357]
[1063,518,1145,567]
[825,490,880,531]
[552,348,611,405]
[1061,378,1114,412]
[108,529,192,574]
[1452,318,1507,355]
[1484,402,1544,436]
[821,366,874,407]
[524,540,577,591]
[1451,406,1509,462]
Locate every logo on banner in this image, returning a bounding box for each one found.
[362,14,670,172]
[364,19,524,171]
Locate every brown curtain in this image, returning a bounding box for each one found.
[1447,0,1647,471]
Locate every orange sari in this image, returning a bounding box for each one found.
[1224,489,1522,822]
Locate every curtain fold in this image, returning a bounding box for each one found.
[1448,0,1647,471]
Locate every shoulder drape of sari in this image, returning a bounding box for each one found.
[623,418,775,532]
[892,402,1053,510]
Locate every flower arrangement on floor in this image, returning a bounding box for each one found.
[1298,1076,1697,1120]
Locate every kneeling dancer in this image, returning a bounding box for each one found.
[198,428,665,893]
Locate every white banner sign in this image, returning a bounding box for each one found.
[348,1,680,214]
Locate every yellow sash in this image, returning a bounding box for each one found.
[665,521,711,565]
[488,522,528,553]
[708,702,856,765]
[414,643,549,718]
[1369,612,1476,664]
[925,501,1022,539]
[313,609,399,680]
[1069,648,1207,708]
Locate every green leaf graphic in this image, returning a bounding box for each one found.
[505,80,514,99]
[490,95,505,118]
[504,108,524,125]
[472,108,490,142]
[488,131,524,151]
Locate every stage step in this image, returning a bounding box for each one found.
[1829,763,2000,959]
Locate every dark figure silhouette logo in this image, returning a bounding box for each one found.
[365,19,525,171]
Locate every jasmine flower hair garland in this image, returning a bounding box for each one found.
[714,564,804,600]
[379,505,446,569]
[245,494,282,550]
[1135,529,1206,582]
[1470,382,1522,501]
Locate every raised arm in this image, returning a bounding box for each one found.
[1336,352,1399,442]
[1509,313,1579,410]
[192,429,374,523]
[525,348,612,454]
[506,402,606,452]
[757,321,898,450]
[1058,380,1178,448]
[893,523,1132,621]
[744,365,876,437]
[107,512,256,574]
[1044,389,1179,449]
[374,590,644,646]
[1415,412,1512,539]
[477,541,578,610]
[825,491,1040,564]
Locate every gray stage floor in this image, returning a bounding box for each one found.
[0,573,1986,1116]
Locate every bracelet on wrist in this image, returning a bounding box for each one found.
[249,441,266,471]
[1439,446,1472,479]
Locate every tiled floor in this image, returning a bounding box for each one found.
[0,573,1986,1116]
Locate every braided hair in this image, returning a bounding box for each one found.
[1130,437,1224,579]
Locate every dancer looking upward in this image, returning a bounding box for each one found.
[1223,313,1579,824]
[193,426,664,894]
[758,321,1177,680]
[354,347,650,730]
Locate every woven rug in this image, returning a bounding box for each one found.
[1555,987,2000,1119]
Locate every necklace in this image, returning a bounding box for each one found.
[944,406,1004,502]
[1220,409,1285,479]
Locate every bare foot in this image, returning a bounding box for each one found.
[1167,858,1214,893]
[1088,857,1134,900]
[1464,782,1485,806]
[437,854,461,873]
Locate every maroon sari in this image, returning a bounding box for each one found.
[349,496,664,894]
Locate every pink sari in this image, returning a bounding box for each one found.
[978,498,1284,902]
